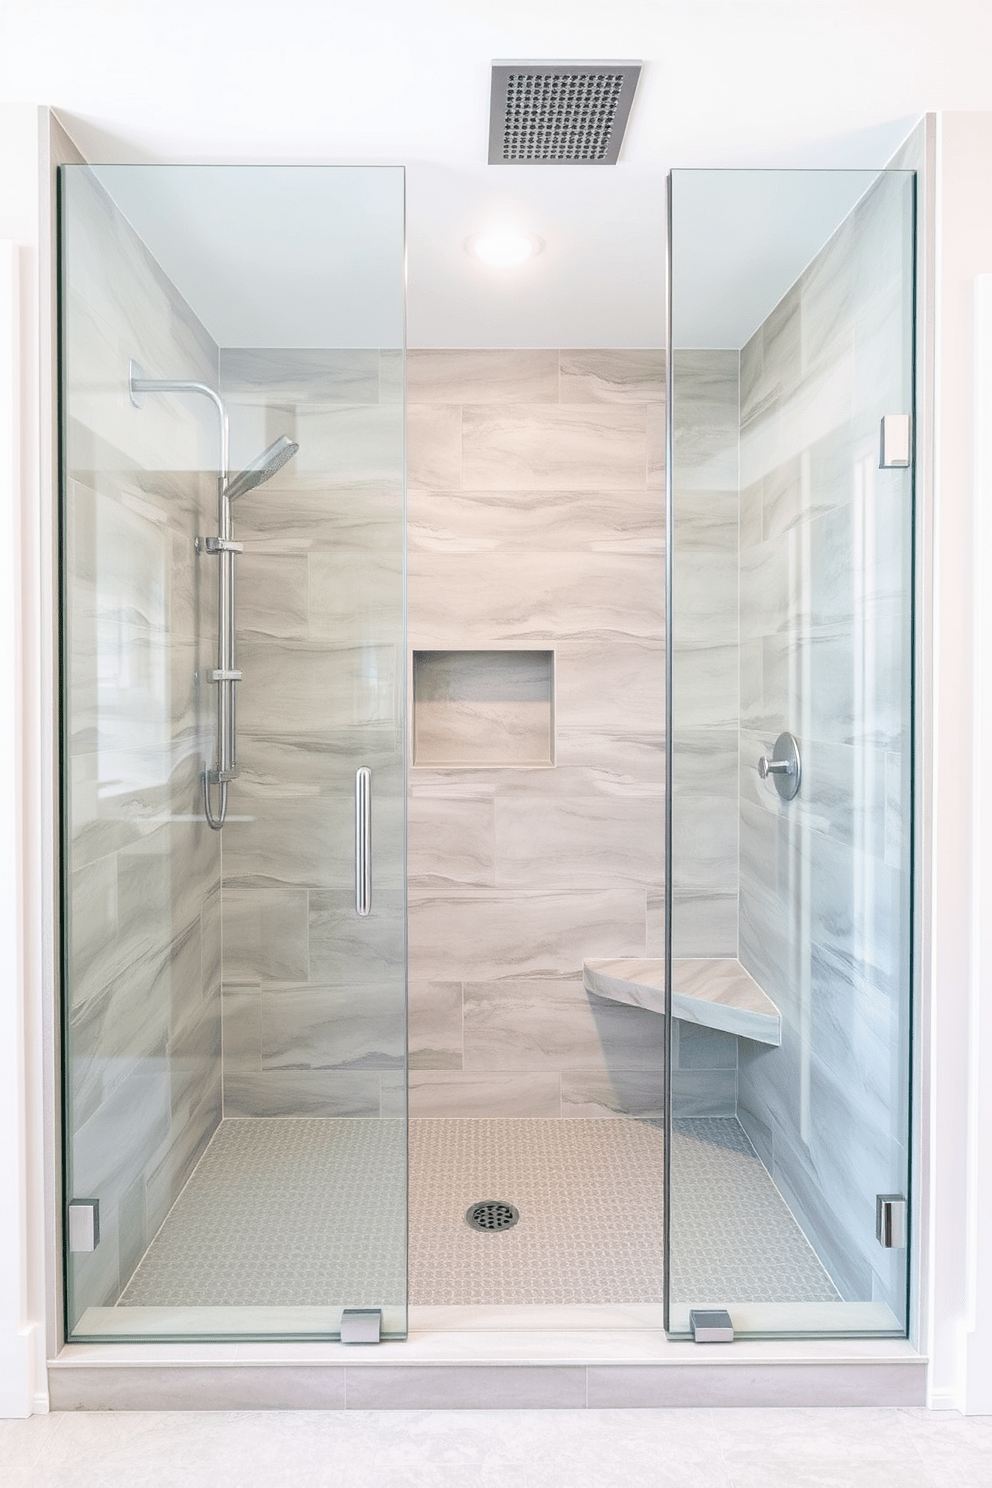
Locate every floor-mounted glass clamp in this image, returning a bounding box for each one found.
[689,1308,734,1343]
[340,1308,382,1344]
[757,731,802,801]
[67,1199,100,1253]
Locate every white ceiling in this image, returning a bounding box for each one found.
[6,1,992,347]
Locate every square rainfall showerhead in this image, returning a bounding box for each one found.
[489,61,642,165]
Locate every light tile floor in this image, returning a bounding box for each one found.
[119,1116,836,1311]
[1,1406,989,1487]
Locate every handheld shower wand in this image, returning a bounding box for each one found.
[128,360,298,830]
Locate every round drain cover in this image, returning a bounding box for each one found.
[465,1200,519,1233]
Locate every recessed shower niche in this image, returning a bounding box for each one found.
[412,649,555,767]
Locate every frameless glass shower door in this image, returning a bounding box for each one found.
[666,168,915,1338]
[60,164,407,1342]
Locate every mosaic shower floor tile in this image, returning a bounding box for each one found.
[118,1115,837,1310]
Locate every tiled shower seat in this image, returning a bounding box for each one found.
[582,957,782,1047]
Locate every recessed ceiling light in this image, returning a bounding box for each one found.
[466,229,543,267]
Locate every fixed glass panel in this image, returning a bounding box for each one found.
[60,164,406,1341]
[667,169,915,1337]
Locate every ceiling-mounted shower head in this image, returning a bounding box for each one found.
[225,435,299,500]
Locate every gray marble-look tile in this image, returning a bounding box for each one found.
[407,402,462,491]
[233,476,402,553]
[308,887,406,984]
[236,553,309,639]
[671,1068,737,1118]
[235,636,403,734]
[670,642,738,731]
[493,794,664,889]
[407,348,559,403]
[260,983,404,1070]
[671,793,738,893]
[553,639,665,734]
[408,794,496,888]
[222,888,309,982]
[561,1069,665,1119]
[407,487,665,555]
[408,1071,561,1118]
[645,402,666,491]
[307,548,402,643]
[222,1070,381,1118]
[662,887,739,960]
[672,548,739,646]
[408,980,463,1069]
[461,405,647,491]
[673,489,739,556]
[408,550,664,647]
[558,348,665,403]
[408,887,646,983]
[221,793,353,893]
[674,1020,739,1071]
[219,347,381,403]
[221,987,261,1074]
[463,979,666,1074]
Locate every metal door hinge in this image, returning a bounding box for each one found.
[67,1199,100,1253]
[876,1194,908,1249]
[879,414,912,469]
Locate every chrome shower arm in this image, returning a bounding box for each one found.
[128,361,230,488]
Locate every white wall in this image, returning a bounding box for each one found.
[0,102,50,1418]
[925,111,992,1415]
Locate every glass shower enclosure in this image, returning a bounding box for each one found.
[666,168,915,1338]
[59,165,407,1341]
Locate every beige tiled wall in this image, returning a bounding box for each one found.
[406,349,668,1117]
[218,349,407,1120]
[62,166,223,1314]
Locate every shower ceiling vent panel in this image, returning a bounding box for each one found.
[488,61,642,165]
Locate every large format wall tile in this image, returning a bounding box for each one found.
[734,171,914,1310]
[62,168,223,1317]
[406,350,668,1117]
[407,349,559,404]
[461,405,648,490]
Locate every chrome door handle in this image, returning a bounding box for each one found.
[355,767,371,917]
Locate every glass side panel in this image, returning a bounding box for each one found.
[60,164,407,1341]
[667,169,915,1337]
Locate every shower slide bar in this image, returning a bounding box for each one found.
[128,361,298,830]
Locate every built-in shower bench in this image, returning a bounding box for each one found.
[582,957,782,1047]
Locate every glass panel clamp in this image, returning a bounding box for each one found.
[341,1308,382,1344]
[689,1308,734,1343]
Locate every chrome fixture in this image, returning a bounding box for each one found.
[689,1308,734,1343]
[488,61,641,165]
[879,413,912,469]
[876,1195,908,1249]
[340,1308,382,1344]
[757,731,802,801]
[225,435,299,501]
[67,1199,100,1253]
[355,767,372,916]
[128,360,298,829]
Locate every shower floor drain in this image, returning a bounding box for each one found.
[465,1200,520,1233]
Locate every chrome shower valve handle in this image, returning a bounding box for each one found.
[757,731,802,801]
